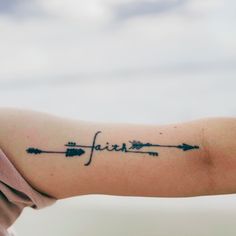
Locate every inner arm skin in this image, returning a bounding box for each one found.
[0,108,235,200]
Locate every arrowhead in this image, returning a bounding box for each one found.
[180,143,199,151]
[66,148,85,157]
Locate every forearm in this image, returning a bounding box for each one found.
[0,108,235,199]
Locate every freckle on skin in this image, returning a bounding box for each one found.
[159,132,163,135]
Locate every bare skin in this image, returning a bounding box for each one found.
[0,108,235,199]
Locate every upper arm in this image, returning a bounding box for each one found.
[0,107,235,199]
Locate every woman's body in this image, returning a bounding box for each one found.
[0,107,235,234]
[0,107,236,198]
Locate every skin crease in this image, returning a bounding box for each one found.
[0,107,235,200]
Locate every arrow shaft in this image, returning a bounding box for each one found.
[146,144,179,148]
[126,150,157,155]
[39,150,66,155]
[65,144,92,148]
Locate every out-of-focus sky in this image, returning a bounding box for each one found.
[0,0,235,83]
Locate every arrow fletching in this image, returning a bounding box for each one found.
[26,148,43,154]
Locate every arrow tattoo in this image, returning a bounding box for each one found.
[26,131,199,166]
[26,147,85,157]
[129,141,199,151]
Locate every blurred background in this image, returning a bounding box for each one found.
[0,0,235,235]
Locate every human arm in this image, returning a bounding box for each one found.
[0,108,235,199]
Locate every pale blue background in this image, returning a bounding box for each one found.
[0,0,235,235]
